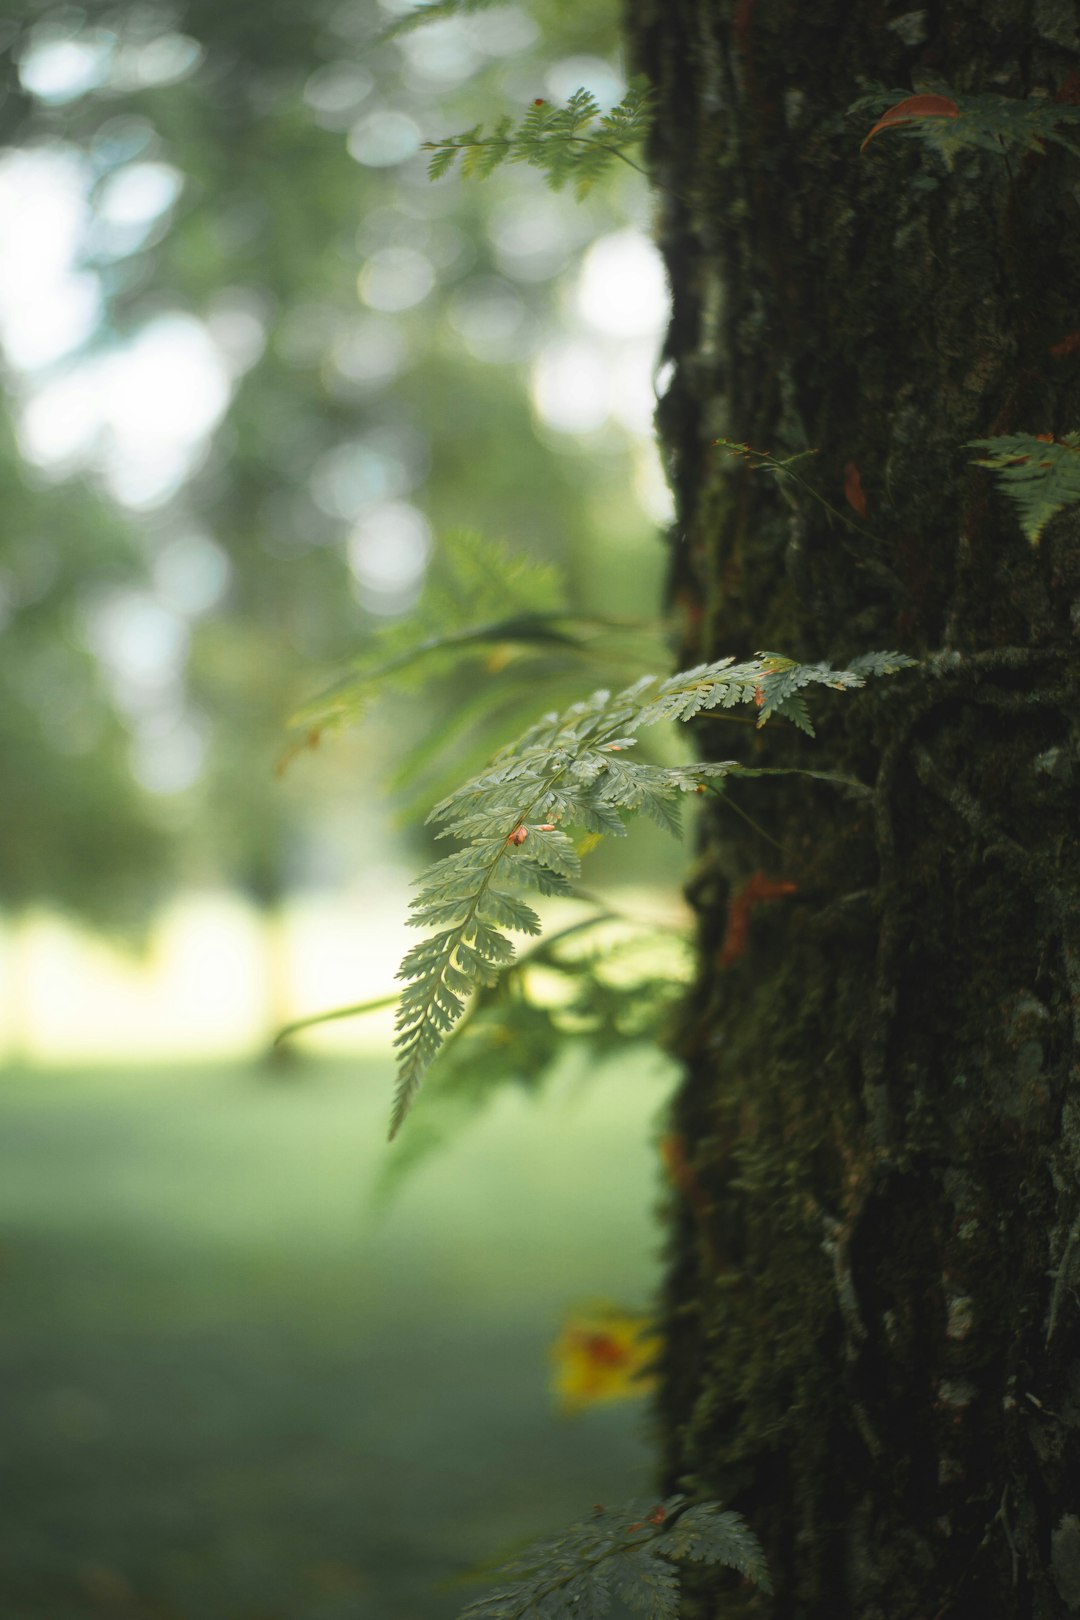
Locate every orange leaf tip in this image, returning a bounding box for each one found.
[844,459,869,519]
[861,93,960,154]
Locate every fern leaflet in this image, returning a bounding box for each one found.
[456,1495,771,1619]
[967,432,1080,543]
[390,650,914,1136]
[423,79,654,197]
[375,913,689,1197]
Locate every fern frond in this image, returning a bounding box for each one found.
[852,85,1080,166]
[390,650,914,1135]
[967,431,1080,543]
[375,913,690,1198]
[422,78,654,197]
[456,1495,771,1620]
[845,649,920,679]
[753,653,861,733]
[425,141,461,181]
[659,1501,771,1582]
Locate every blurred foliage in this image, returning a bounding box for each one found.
[0,0,666,926]
[0,404,171,926]
[0,1055,663,1618]
[550,1305,661,1415]
[282,526,666,806]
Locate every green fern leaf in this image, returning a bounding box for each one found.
[475,889,542,934]
[599,79,654,146]
[753,653,865,733]
[422,78,655,198]
[967,431,1080,543]
[462,116,513,179]
[846,649,918,678]
[613,1548,680,1618]
[389,650,914,1135]
[426,142,459,180]
[456,1497,770,1620]
[661,1501,773,1587]
[373,915,691,1199]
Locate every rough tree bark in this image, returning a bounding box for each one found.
[623,3,1080,1615]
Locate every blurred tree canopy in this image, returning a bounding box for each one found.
[0,0,669,928]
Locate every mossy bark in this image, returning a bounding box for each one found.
[623,3,1080,1614]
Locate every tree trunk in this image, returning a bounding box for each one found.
[623,3,1080,1615]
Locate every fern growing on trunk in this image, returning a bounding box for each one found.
[390,650,913,1136]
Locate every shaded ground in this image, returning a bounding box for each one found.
[0,1056,666,1619]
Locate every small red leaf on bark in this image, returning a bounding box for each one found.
[844,460,868,518]
[1050,331,1080,359]
[718,870,797,969]
[860,93,960,153]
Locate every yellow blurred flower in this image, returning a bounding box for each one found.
[550,1307,661,1414]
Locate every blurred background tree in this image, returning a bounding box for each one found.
[0,0,673,967]
[0,6,681,1618]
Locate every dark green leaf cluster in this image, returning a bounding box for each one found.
[285,530,662,800]
[457,1495,771,1620]
[288,529,565,740]
[390,650,914,1135]
[423,79,654,197]
[850,86,1080,165]
[967,432,1080,544]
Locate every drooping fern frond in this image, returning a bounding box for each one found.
[457,1494,771,1619]
[423,79,654,196]
[375,911,689,1196]
[390,649,914,1136]
[967,431,1080,543]
[851,86,1080,165]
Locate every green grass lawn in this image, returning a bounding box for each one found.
[0,1054,669,1620]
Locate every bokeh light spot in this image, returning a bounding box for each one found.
[577,231,669,339]
[153,534,231,617]
[544,55,624,107]
[347,502,432,614]
[347,111,421,168]
[18,28,115,103]
[530,341,610,435]
[358,247,435,312]
[303,62,374,128]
